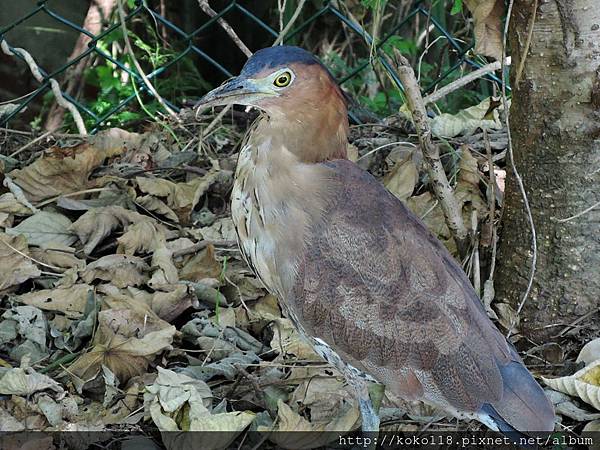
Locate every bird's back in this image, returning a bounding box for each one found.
[286,159,554,433]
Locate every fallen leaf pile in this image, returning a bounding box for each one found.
[0,115,592,448]
[0,126,366,449]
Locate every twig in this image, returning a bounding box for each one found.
[197,0,252,57]
[172,240,236,258]
[0,236,64,272]
[388,49,469,257]
[514,0,538,87]
[273,0,307,46]
[471,210,481,296]
[0,39,87,135]
[198,105,232,139]
[9,129,54,158]
[116,0,178,120]
[503,0,537,339]
[482,129,498,314]
[556,199,600,223]
[423,58,511,106]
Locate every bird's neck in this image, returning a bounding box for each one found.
[261,94,349,163]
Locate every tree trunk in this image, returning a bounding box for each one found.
[495,0,600,343]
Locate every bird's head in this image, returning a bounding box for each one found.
[196,46,347,119]
[196,46,349,162]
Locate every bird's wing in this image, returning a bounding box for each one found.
[292,159,553,430]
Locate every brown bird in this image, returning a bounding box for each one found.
[196,46,555,436]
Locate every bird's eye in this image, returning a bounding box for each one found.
[273,71,292,87]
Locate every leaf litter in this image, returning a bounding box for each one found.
[0,109,594,448]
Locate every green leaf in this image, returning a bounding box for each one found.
[450,0,463,15]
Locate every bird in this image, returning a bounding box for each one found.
[195,45,555,437]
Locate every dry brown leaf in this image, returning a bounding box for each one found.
[146,367,254,449]
[148,244,179,289]
[543,360,600,411]
[126,284,195,322]
[117,220,166,255]
[136,195,179,222]
[82,254,149,288]
[8,130,130,203]
[7,211,77,247]
[67,289,175,386]
[494,303,519,331]
[384,158,418,202]
[71,206,150,255]
[407,192,451,241]
[14,284,92,319]
[194,217,238,242]
[464,0,504,60]
[29,245,84,271]
[98,284,173,333]
[179,244,222,281]
[0,367,64,396]
[291,377,360,428]
[263,398,358,449]
[136,165,218,223]
[454,147,487,213]
[0,192,32,215]
[0,233,41,292]
[67,325,176,389]
[431,97,503,138]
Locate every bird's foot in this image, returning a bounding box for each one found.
[359,396,380,449]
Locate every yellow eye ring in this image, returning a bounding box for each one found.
[274,71,292,87]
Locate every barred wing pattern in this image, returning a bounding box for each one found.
[291,159,554,431]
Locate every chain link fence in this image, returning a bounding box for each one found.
[0,0,502,133]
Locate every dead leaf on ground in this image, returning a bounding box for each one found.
[125,284,195,322]
[262,397,358,449]
[7,211,77,247]
[384,154,418,202]
[71,206,150,255]
[82,254,149,288]
[29,244,84,271]
[14,284,93,319]
[148,244,179,289]
[0,192,33,216]
[8,129,132,203]
[117,220,167,255]
[145,367,254,449]
[179,244,222,281]
[543,360,600,411]
[0,233,41,292]
[0,367,64,396]
[136,163,219,223]
[66,324,175,391]
[136,195,179,222]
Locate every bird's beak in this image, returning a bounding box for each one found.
[195,77,272,110]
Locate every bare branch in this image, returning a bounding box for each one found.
[197,0,252,58]
[389,49,469,257]
[273,0,307,46]
[423,58,511,106]
[0,39,87,135]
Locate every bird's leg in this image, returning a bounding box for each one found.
[352,377,381,434]
[358,396,380,433]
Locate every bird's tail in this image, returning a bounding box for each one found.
[479,360,555,442]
